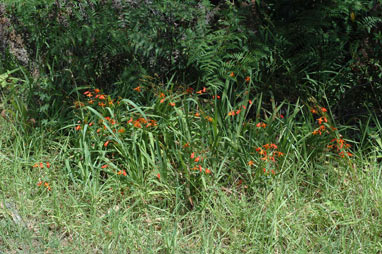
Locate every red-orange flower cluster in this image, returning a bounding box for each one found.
[311,105,331,136]
[327,138,353,158]
[228,102,251,117]
[33,162,51,168]
[117,170,127,176]
[256,144,283,162]
[37,181,51,191]
[196,87,206,94]
[256,122,267,128]
[255,143,284,174]
[127,117,157,128]
[190,152,211,174]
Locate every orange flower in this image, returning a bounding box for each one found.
[256,122,266,128]
[169,102,175,107]
[212,95,221,99]
[205,168,211,174]
[229,72,235,77]
[39,162,44,168]
[321,107,327,113]
[98,102,106,107]
[75,125,81,131]
[317,117,327,125]
[33,163,39,168]
[310,108,318,114]
[127,118,133,124]
[159,93,165,98]
[46,162,50,168]
[37,181,43,187]
[88,100,94,104]
[44,182,51,191]
[248,160,255,166]
[98,94,106,100]
[118,128,125,133]
[196,87,206,94]
[133,121,142,128]
[263,144,270,150]
[133,86,141,92]
[195,112,200,117]
[160,98,165,103]
[245,76,250,83]
[157,173,161,180]
[84,91,91,95]
[258,149,267,156]
[104,140,110,147]
[138,118,147,124]
[248,100,252,105]
[236,109,241,115]
[183,143,190,148]
[194,156,201,162]
[94,88,100,94]
[117,170,127,176]
[228,111,235,116]
[146,120,157,127]
[190,152,195,159]
[88,122,94,127]
[205,116,213,122]
[101,164,108,169]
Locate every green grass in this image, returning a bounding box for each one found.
[1,80,382,253]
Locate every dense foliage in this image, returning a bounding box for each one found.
[2,0,381,120]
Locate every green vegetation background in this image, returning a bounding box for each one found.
[1,0,382,253]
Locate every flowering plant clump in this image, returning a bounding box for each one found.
[64,74,356,201]
[250,143,284,175]
[190,152,211,175]
[327,137,353,158]
[309,104,353,159]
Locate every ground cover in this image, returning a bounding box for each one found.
[1,73,382,253]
